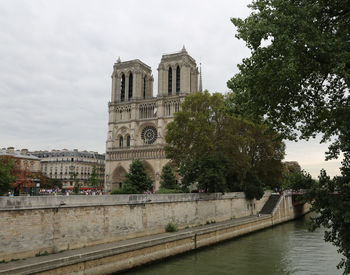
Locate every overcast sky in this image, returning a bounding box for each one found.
[0,0,341,177]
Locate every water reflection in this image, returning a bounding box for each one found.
[122,214,342,275]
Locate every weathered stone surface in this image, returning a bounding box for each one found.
[0,192,269,261]
[0,194,311,275]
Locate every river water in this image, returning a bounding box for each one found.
[122,214,343,275]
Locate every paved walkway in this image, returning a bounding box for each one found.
[0,214,270,274]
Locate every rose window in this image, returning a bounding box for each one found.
[141,126,157,144]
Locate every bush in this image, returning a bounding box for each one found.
[110,188,125,195]
[156,188,183,194]
[165,222,178,232]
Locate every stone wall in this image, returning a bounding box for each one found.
[0,192,270,261]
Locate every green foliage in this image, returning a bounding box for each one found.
[165,91,285,199]
[304,169,350,273]
[284,170,316,191]
[242,171,264,200]
[110,188,125,195]
[155,188,183,194]
[160,164,178,190]
[0,156,15,195]
[72,173,80,194]
[165,222,178,232]
[228,0,350,145]
[121,159,154,194]
[229,1,350,272]
[39,176,62,189]
[88,165,99,187]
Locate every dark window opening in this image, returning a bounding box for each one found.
[127,136,131,147]
[176,66,180,94]
[143,76,146,99]
[119,136,123,148]
[121,74,125,102]
[128,72,133,100]
[168,67,172,95]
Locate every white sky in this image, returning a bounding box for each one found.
[0,0,341,178]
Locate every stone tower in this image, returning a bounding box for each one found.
[105,47,199,191]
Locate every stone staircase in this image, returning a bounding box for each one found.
[259,194,281,214]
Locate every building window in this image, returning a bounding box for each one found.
[119,136,123,148]
[176,66,180,94]
[121,74,125,102]
[143,76,146,99]
[168,67,172,95]
[128,72,133,100]
[175,102,179,113]
[127,135,131,147]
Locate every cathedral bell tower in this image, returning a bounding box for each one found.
[105,48,199,191]
[111,58,154,102]
[157,46,198,96]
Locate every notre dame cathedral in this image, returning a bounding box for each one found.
[104,47,200,191]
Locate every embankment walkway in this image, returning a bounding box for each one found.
[0,214,272,275]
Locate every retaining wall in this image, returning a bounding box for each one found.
[0,192,269,261]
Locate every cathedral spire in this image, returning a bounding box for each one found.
[199,62,203,92]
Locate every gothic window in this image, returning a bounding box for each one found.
[126,135,131,147]
[168,67,172,95]
[119,136,123,148]
[167,104,171,116]
[176,66,180,94]
[121,74,125,102]
[175,102,179,113]
[143,76,146,99]
[128,72,133,100]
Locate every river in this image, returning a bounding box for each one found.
[122,214,343,275]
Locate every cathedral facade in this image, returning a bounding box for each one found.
[105,47,199,191]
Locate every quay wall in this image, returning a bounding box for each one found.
[0,192,270,261]
[0,193,311,275]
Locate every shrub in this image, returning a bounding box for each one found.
[165,222,178,232]
[110,188,125,195]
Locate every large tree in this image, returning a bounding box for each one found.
[159,164,178,190]
[0,156,15,195]
[228,0,350,272]
[165,91,285,197]
[121,159,154,194]
[88,165,99,187]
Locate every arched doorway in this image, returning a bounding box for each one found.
[111,166,127,190]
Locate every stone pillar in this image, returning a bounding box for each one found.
[157,65,165,96]
[115,76,121,102]
[171,66,176,96]
[125,75,129,101]
[134,71,141,99]
[148,76,154,98]
[111,75,116,102]
[180,65,191,94]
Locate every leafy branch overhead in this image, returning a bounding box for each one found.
[228,0,350,273]
[165,90,285,199]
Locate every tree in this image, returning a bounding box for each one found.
[159,164,178,190]
[165,91,285,198]
[121,159,154,194]
[228,0,350,272]
[284,170,316,191]
[32,172,62,190]
[72,173,80,194]
[88,165,99,187]
[0,156,15,195]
